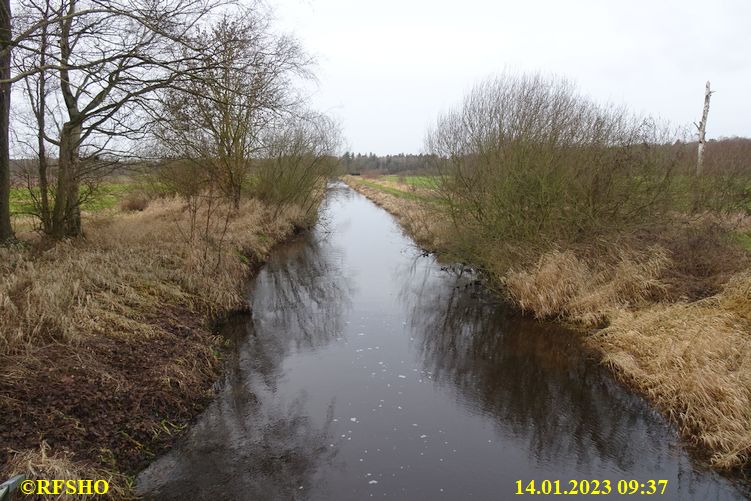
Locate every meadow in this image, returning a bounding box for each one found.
[9,182,134,215]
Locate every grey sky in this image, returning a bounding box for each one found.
[274,0,751,155]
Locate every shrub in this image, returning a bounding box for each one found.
[425,73,680,251]
[250,114,340,219]
[119,191,150,212]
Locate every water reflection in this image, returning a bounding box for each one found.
[246,233,353,384]
[400,262,747,498]
[137,186,749,501]
[137,222,353,500]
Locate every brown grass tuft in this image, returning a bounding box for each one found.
[505,246,670,326]
[2,442,133,499]
[118,192,150,212]
[592,278,751,469]
[719,271,751,323]
[0,197,304,355]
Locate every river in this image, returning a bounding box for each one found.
[136,183,748,500]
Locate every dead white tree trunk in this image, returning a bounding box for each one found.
[695,81,713,176]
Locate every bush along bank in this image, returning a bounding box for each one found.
[343,73,751,476]
[345,172,751,472]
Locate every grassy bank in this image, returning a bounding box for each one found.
[345,174,751,471]
[0,194,315,497]
[343,176,444,250]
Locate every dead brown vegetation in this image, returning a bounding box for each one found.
[118,191,150,212]
[3,442,132,500]
[505,246,671,326]
[0,196,311,495]
[592,272,751,469]
[504,216,751,326]
[0,197,304,354]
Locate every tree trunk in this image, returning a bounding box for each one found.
[36,17,51,233]
[0,0,13,242]
[51,122,82,238]
[38,123,51,234]
[232,182,241,210]
[696,81,712,176]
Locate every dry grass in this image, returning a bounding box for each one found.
[503,238,751,469]
[0,195,312,495]
[0,197,305,355]
[504,246,670,326]
[2,442,132,500]
[592,272,751,469]
[118,192,150,212]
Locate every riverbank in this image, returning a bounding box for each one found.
[344,175,751,472]
[133,180,747,500]
[0,196,315,498]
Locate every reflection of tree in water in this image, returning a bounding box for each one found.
[138,227,352,500]
[399,260,686,473]
[137,324,338,500]
[245,228,353,387]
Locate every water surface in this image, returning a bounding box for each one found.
[137,184,748,500]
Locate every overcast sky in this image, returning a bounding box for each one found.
[272,0,751,155]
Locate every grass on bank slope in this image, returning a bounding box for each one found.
[0,195,313,497]
[345,174,751,471]
[344,176,445,249]
[353,178,426,201]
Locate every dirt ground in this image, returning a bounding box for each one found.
[0,304,224,477]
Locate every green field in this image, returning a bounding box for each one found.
[10,182,133,215]
[381,175,436,188]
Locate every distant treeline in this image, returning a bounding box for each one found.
[341,152,434,175]
[341,137,751,178]
[680,136,751,174]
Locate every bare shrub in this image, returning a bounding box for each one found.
[118,192,150,212]
[647,216,751,300]
[425,73,679,251]
[151,160,216,244]
[251,113,341,220]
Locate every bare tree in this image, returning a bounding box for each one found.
[12,0,228,238]
[694,81,713,176]
[12,0,54,232]
[155,9,312,210]
[0,0,11,241]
